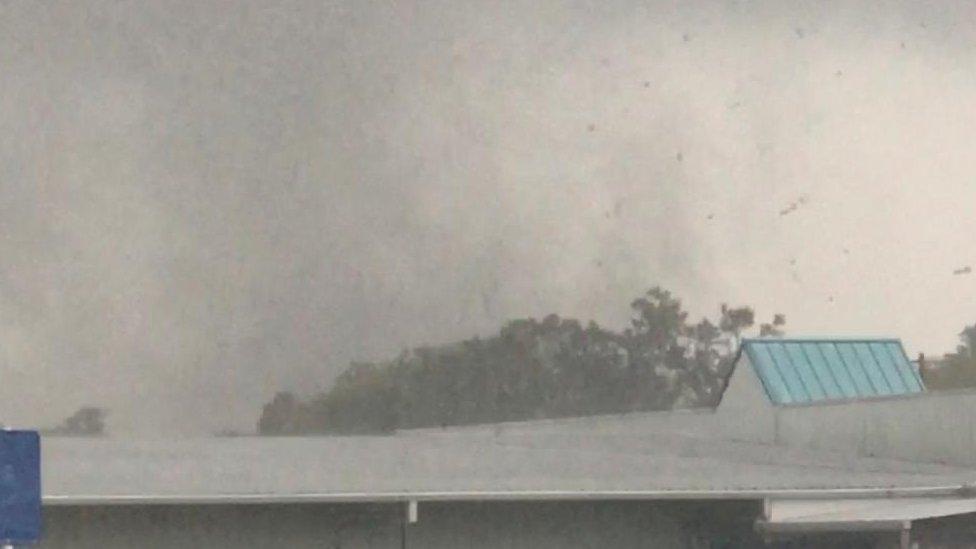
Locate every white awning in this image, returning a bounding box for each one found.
[757,497,976,533]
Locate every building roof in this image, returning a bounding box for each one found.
[41,427,976,505]
[740,338,925,406]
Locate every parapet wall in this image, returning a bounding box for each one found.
[771,390,976,465]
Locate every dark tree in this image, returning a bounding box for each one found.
[926,323,976,390]
[257,392,303,435]
[719,304,755,347]
[256,287,781,434]
[51,407,107,436]
[759,314,787,338]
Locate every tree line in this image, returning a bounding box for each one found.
[43,407,107,437]
[257,286,786,435]
[922,323,976,390]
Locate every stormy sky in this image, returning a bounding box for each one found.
[2,1,975,434]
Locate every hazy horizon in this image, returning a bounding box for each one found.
[2,0,975,434]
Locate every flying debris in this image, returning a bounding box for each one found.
[828,296,835,303]
[682,33,690,42]
[587,123,596,132]
[795,27,805,38]
[954,266,972,276]
[676,152,683,162]
[780,195,809,216]
[706,213,715,220]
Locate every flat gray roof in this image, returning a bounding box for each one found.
[41,425,976,505]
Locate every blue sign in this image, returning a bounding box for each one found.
[0,431,40,545]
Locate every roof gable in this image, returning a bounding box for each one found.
[740,338,925,405]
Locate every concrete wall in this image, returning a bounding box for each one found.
[406,356,976,466]
[715,355,976,465]
[716,356,976,465]
[715,356,777,443]
[38,500,763,549]
[774,390,976,465]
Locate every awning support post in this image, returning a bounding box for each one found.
[900,520,911,549]
[400,500,418,549]
[407,500,418,524]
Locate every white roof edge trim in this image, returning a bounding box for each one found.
[41,486,970,506]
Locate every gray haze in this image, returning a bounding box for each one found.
[2,1,975,434]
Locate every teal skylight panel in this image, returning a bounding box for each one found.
[740,338,925,405]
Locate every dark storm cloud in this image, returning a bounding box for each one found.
[2,0,976,433]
